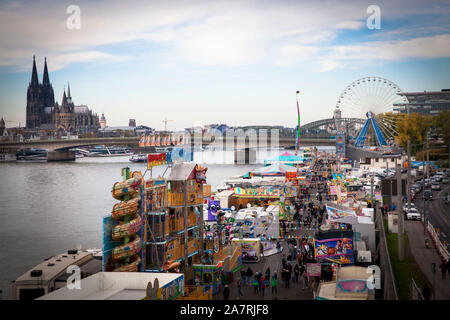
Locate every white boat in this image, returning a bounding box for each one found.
[16,148,48,161]
[11,248,102,300]
[87,145,133,157]
[0,153,17,162]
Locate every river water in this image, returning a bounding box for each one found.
[0,147,334,299]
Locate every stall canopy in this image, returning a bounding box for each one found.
[264,151,304,166]
[250,163,297,177]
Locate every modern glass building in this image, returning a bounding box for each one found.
[393,89,450,115]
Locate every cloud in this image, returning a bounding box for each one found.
[0,0,449,72]
[329,34,450,61]
[275,46,319,66]
[319,59,344,72]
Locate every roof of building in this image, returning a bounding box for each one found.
[100,126,136,132]
[74,106,89,113]
[37,272,183,300]
[167,162,197,181]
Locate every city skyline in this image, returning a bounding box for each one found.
[0,0,450,130]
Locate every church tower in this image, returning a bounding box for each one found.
[25,56,55,128]
[40,57,55,125]
[26,56,41,128]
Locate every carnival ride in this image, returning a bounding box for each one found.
[335,76,408,148]
[110,168,144,272]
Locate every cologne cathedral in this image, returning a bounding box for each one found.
[26,56,99,133]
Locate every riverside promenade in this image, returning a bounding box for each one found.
[405,220,450,300]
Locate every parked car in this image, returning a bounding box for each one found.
[442,178,449,184]
[431,176,441,183]
[431,183,440,190]
[406,208,422,221]
[424,179,431,187]
[403,203,416,212]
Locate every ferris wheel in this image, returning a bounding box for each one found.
[335,76,408,145]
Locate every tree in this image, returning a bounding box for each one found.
[396,113,431,154]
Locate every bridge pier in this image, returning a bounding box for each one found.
[47,150,75,162]
[234,148,256,164]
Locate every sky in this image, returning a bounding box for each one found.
[0,0,449,130]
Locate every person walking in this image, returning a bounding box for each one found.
[253,274,259,295]
[223,284,230,301]
[294,264,300,283]
[276,241,281,253]
[260,275,266,297]
[236,277,243,299]
[286,263,292,288]
[265,267,271,280]
[246,267,253,287]
[259,241,265,261]
[240,269,246,286]
[271,273,278,296]
[301,265,308,289]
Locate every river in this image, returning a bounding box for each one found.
[0,147,334,299]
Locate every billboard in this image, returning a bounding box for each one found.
[314,237,354,265]
[326,205,356,221]
[232,238,261,263]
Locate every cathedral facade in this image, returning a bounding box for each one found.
[26,56,100,133]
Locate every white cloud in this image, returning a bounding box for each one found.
[0,0,449,72]
[319,59,343,72]
[329,34,450,61]
[275,45,319,66]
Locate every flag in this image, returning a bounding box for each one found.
[296,94,301,153]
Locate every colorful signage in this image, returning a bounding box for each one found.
[314,237,354,265]
[326,205,356,220]
[234,186,296,198]
[147,153,167,169]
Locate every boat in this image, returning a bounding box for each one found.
[129,154,147,163]
[71,148,89,158]
[87,145,133,157]
[16,148,48,161]
[11,248,102,300]
[0,153,17,162]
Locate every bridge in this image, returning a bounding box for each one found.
[300,117,365,131]
[0,135,335,151]
[0,134,336,160]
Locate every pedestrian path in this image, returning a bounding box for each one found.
[214,241,314,300]
[404,220,450,299]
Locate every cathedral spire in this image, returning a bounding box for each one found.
[31,55,39,86]
[67,82,71,98]
[42,57,50,86]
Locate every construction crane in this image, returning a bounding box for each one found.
[162,118,174,132]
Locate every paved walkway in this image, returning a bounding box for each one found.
[404,220,450,300]
[213,240,314,300]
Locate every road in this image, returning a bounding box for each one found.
[413,183,450,251]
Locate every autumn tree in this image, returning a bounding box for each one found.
[396,113,431,154]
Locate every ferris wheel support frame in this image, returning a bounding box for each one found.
[354,112,387,148]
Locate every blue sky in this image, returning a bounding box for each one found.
[0,0,449,130]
